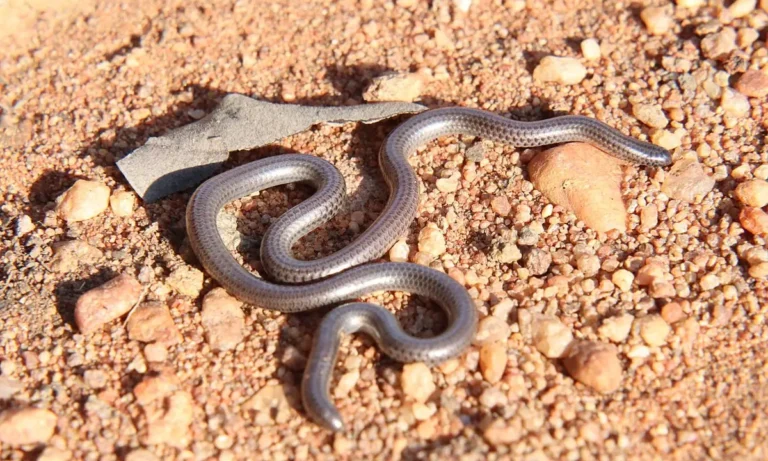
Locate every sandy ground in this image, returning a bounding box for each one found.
[1,0,767,460]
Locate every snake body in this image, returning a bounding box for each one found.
[185,107,672,431]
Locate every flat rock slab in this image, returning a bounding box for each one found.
[117,94,426,202]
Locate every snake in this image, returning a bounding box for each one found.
[185,107,672,431]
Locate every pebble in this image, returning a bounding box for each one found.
[632,103,668,128]
[55,179,111,222]
[490,196,511,216]
[144,343,168,362]
[748,262,768,279]
[649,281,676,298]
[435,173,460,192]
[201,288,246,351]
[124,449,160,461]
[0,376,24,399]
[529,143,627,232]
[479,342,507,383]
[50,240,104,272]
[735,70,768,98]
[721,88,751,117]
[362,72,425,102]
[453,0,472,13]
[478,387,508,408]
[728,0,757,18]
[126,301,182,346]
[134,372,179,405]
[15,214,34,236]
[636,315,671,347]
[411,402,436,421]
[640,6,673,35]
[243,385,292,425]
[144,391,194,447]
[483,418,521,445]
[389,240,410,262]
[740,207,768,235]
[473,316,511,345]
[580,38,601,61]
[661,302,686,324]
[677,0,704,7]
[490,238,522,264]
[562,341,623,393]
[700,28,737,60]
[531,316,573,358]
[166,265,204,297]
[109,190,136,217]
[611,269,635,292]
[651,129,683,150]
[83,369,108,389]
[417,224,446,257]
[37,447,72,461]
[333,433,354,454]
[334,370,359,398]
[517,226,539,246]
[762,0,768,11]
[464,143,485,162]
[734,180,768,207]
[532,56,587,85]
[598,314,634,343]
[400,363,435,403]
[576,254,600,277]
[699,273,721,291]
[75,273,143,334]
[525,249,552,276]
[662,158,716,202]
[0,407,58,446]
[491,298,515,319]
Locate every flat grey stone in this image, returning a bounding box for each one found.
[117,94,426,202]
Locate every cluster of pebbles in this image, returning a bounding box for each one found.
[1,0,767,459]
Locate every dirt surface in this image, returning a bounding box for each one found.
[1,0,767,460]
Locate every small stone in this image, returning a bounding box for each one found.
[701,28,737,60]
[740,207,768,235]
[721,88,750,117]
[134,372,179,405]
[640,204,659,229]
[473,316,511,345]
[699,273,721,290]
[166,265,204,298]
[411,402,436,421]
[532,56,587,85]
[435,175,459,192]
[433,28,455,50]
[483,418,521,445]
[651,129,683,150]
[187,109,206,119]
[243,385,292,425]
[661,302,686,324]
[416,418,436,439]
[15,215,34,236]
[201,288,246,351]
[517,226,539,246]
[0,376,23,399]
[649,281,676,298]
[580,38,601,60]
[144,343,168,362]
[333,433,354,454]
[611,269,635,292]
[762,0,768,12]
[729,0,756,18]
[636,315,671,347]
[418,225,446,257]
[55,180,111,222]
[281,345,306,371]
[479,342,507,383]
[464,143,485,162]
[525,249,552,276]
[110,190,136,217]
[598,314,634,343]
[734,180,768,207]
[738,28,759,48]
[126,301,182,346]
[531,316,573,358]
[677,0,704,8]
[83,369,108,389]
[478,387,508,408]
[401,363,435,403]
[363,72,425,102]
[748,262,768,279]
[563,341,623,393]
[0,407,58,446]
[636,263,667,286]
[75,274,143,334]
[50,240,104,273]
[632,103,668,128]
[124,449,160,461]
[576,254,600,277]
[453,0,472,13]
[389,240,410,262]
[491,298,515,319]
[37,447,72,461]
[490,238,522,264]
[334,370,359,398]
[662,159,716,202]
[144,391,194,447]
[490,196,511,216]
[735,70,768,98]
[640,6,673,35]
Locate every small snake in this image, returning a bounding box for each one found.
[185,107,671,431]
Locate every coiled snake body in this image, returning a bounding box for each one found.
[185,107,671,431]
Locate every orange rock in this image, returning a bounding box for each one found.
[529,143,627,233]
[563,340,623,393]
[75,274,143,334]
[740,207,768,235]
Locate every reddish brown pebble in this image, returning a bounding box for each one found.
[0,407,58,446]
[401,363,435,403]
[529,143,627,232]
[55,179,111,222]
[563,341,623,393]
[490,196,511,216]
[734,180,768,207]
[126,301,182,346]
[50,240,103,273]
[661,302,686,324]
[740,207,768,235]
[479,342,507,383]
[201,288,246,351]
[362,72,425,102]
[662,159,715,203]
[734,70,768,98]
[75,274,143,334]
